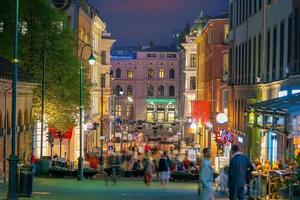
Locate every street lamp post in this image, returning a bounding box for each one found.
[7,0,19,199]
[2,87,11,183]
[100,72,111,171]
[78,44,95,181]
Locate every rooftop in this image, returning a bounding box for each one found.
[139,45,178,53]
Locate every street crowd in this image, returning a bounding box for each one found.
[104,144,255,200]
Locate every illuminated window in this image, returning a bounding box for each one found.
[116,105,122,117]
[223,24,229,42]
[190,54,197,67]
[126,104,132,117]
[159,68,164,78]
[127,69,133,78]
[223,53,229,81]
[148,68,154,78]
[146,104,155,122]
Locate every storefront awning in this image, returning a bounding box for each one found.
[248,93,300,116]
[145,98,176,104]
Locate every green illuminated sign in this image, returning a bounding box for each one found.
[145,98,176,104]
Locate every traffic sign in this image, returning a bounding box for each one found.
[188,149,196,162]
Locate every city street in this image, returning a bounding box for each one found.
[0,178,227,200]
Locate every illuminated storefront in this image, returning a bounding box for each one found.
[247,93,300,163]
[145,98,177,123]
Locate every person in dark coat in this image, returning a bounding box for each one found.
[228,144,254,200]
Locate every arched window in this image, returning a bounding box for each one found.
[147,85,154,96]
[169,85,175,97]
[158,85,164,96]
[148,68,154,78]
[116,68,121,78]
[127,85,133,96]
[169,69,175,79]
[115,85,123,96]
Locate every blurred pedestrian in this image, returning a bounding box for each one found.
[158,151,171,190]
[228,144,254,200]
[143,153,155,186]
[199,148,214,200]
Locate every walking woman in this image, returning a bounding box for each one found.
[158,151,171,190]
[143,152,155,186]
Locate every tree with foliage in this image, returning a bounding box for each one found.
[0,0,90,131]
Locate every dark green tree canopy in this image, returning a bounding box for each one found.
[0,0,90,131]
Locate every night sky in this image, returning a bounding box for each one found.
[89,0,229,47]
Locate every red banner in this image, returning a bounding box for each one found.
[48,127,73,140]
[191,100,211,123]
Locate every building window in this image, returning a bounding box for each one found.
[267,29,271,81]
[230,3,233,29]
[147,53,157,58]
[166,104,175,123]
[127,69,133,78]
[169,85,175,97]
[223,54,229,81]
[190,54,197,67]
[158,85,164,96]
[248,39,252,84]
[115,85,123,96]
[127,85,133,96]
[147,85,154,96]
[190,76,196,90]
[116,105,122,117]
[169,69,175,79]
[101,51,106,65]
[259,0,262,10]
[126,104,132,118]
[116,68,121,78]
[253,36,257,83]
[148,68,154,78]
[258,33,262,80]
[272,25,277,80]
[167,54,176,58]
[146,104,155,122]
[279,21,285,79]
[223,24,229,43]
[288,16,292,65]
[159,68,164,78]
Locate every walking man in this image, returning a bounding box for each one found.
[199,148,214,200]
[228,144,254,200]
